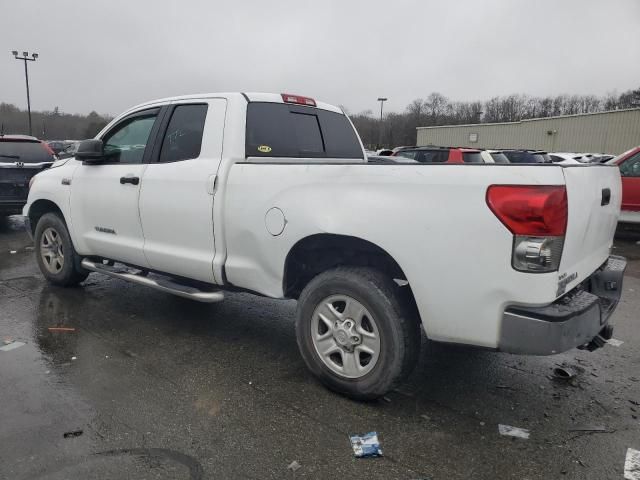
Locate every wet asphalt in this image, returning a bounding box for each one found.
[0,216,639,480]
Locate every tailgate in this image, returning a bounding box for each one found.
[558,165,621,295]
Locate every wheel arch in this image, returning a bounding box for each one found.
[27,199,66,235]
[283,233,420,324]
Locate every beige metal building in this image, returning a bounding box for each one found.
[416,108,640,154]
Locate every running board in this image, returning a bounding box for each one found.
[81,259,224,303]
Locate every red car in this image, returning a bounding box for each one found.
[393,146,485,163]
[610,146,640,224]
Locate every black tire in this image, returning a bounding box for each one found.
[34,212,89,287]
[295,267,421,400]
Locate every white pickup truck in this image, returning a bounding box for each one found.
[24,92,627,399]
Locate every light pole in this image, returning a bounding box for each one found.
[377,97,387,149]
[11,50,39,136]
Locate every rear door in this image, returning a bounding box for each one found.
[619,151,640,212]
[70,107,162,267]
[138,99,227,283]
[559,165,621,289]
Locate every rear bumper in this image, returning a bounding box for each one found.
[499,255,627,355]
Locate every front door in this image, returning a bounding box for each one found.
[69,107,162,267]
[139,99,226,283]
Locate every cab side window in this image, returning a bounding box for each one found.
[620,153,640,177]
[102,110,159,164]
[159,104,208,163]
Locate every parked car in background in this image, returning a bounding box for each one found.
[392,145,414,153]
[609,146,640,224]
[393,146,488,163]
[583,153,615,163]
[367,155,417,164]
[375,148,394,156]
[595,154,615,163]
[45,140,67,155]
[550,152,589,164]
[503,150,552,164]
[480,150,510,163]
[57,141,81,159]
[0,135,55,217]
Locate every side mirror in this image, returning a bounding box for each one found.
[75,139,105,163]
[75,139,118,164]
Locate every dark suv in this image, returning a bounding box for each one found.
[0,135,55,217]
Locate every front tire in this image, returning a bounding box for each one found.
[295,267,421,400]
[34,213,89,287]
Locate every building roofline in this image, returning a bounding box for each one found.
[415,107,640,130]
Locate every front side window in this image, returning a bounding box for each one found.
[620,153,640,177]
[159,104,208,163]
[102,110,158,164]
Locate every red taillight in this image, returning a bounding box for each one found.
[281,93,316,107]
[486,185,568,236]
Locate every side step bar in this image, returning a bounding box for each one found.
[81,259,224,303]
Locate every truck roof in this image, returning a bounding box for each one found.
[123,92,343,116]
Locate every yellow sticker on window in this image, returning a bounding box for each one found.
[258,145,272,153]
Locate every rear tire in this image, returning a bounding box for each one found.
[34,213,89,287]
[295,267,421,400]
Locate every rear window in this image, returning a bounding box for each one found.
[462,152,483,163]
[246,103,363,159]
[0,141,53,163]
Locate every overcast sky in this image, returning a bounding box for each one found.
[2,0,639,116]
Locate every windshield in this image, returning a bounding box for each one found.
[0,141,54,163]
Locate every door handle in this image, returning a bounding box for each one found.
[120,176,140,185]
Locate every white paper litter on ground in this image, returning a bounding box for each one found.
[625,448,640,480]
[0,341,25,352]
[608,339,624,347]
[498,424,530,439]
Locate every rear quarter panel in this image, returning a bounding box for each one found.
[223,163,569,348]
